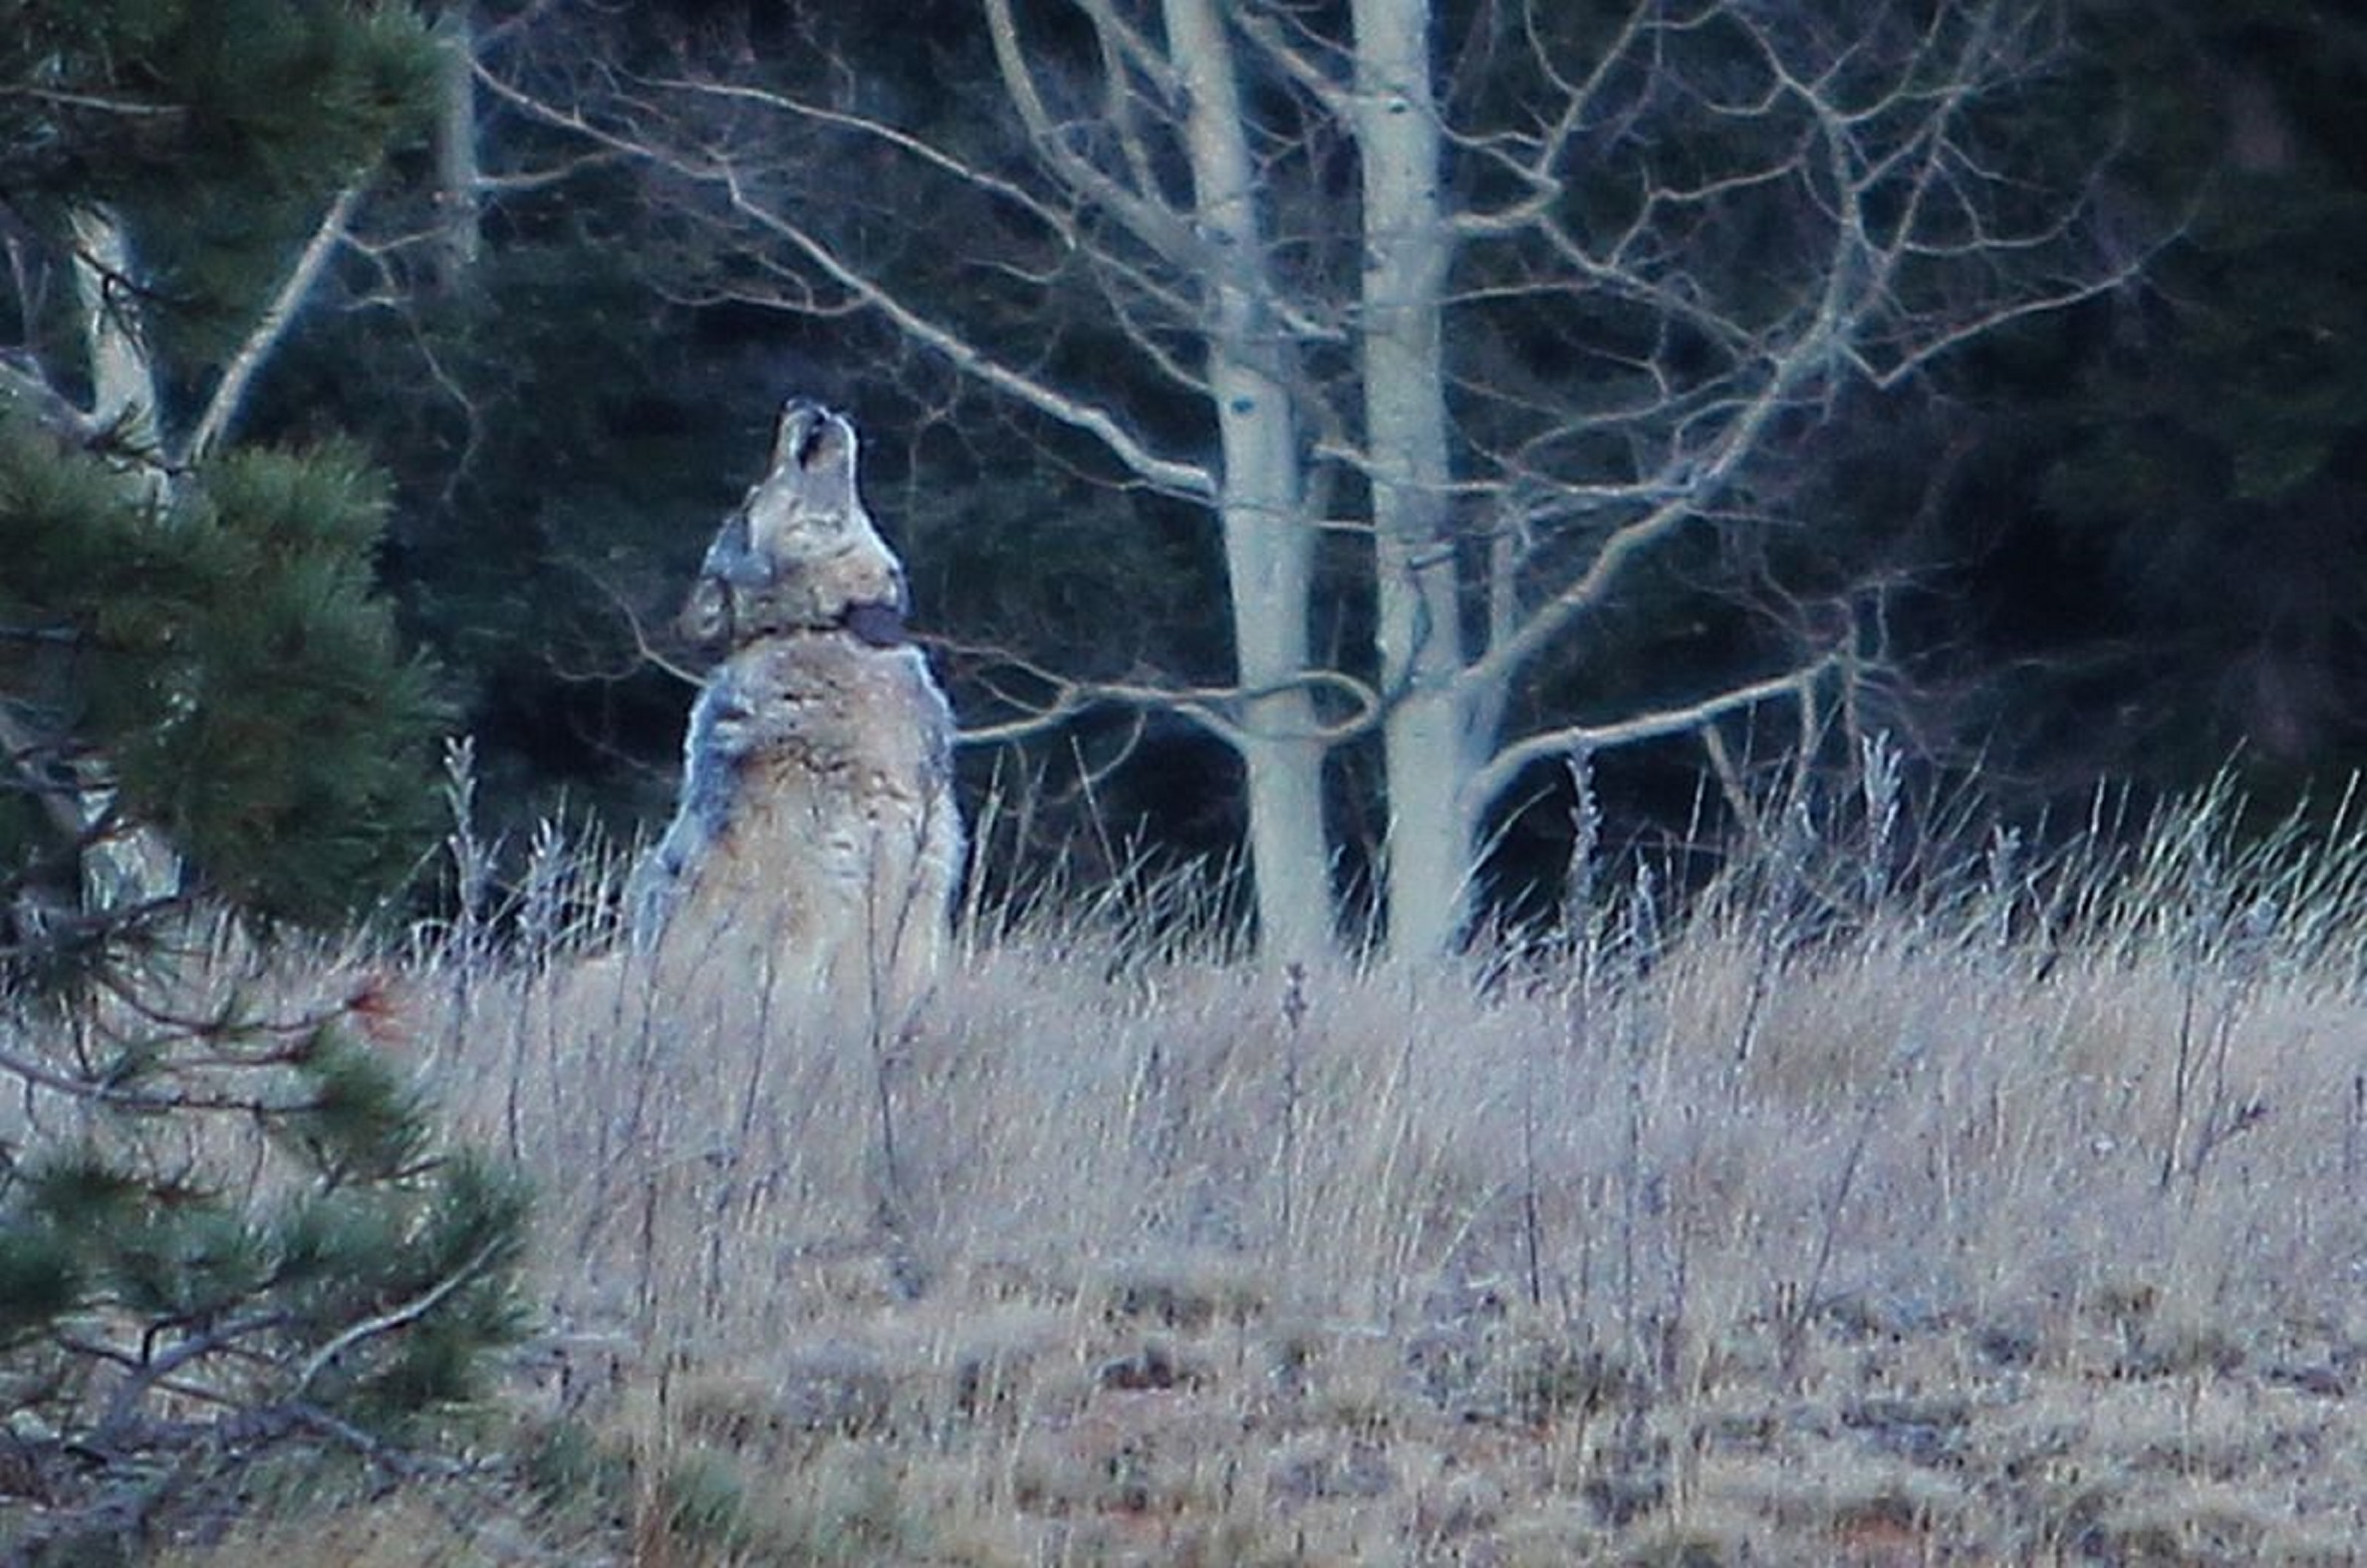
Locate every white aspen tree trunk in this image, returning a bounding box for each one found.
[66,204,182,906]
[1163,0,1334,959]
[70,206,164,489]
[1351,0,1472,961]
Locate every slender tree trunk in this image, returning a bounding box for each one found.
[1228,524,1331,959]
[1163,0,1333,958]
[64,204,180,906]
[69,206,163,486]
[430,6,481,293]
[1352,0,1470,960]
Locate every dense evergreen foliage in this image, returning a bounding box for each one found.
[1,0,446,949]
[0,426,443,928]
[0,985,531,1561]
[2,8,523,1558]
[1952,1,2367,798]
[0,0,432,373]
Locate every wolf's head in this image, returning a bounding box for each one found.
[681,399,910,650]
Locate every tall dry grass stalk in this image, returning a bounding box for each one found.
[31,776,2367,1563]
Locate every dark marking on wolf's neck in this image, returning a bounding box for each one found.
[841,601,908,649]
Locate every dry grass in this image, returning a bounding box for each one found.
[37,783,2367,1564]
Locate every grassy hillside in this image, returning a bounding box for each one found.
[15,783,2367,1564]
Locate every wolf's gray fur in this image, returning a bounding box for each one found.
[631,400,961,1009]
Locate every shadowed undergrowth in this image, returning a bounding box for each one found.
[16,779,2367,1564]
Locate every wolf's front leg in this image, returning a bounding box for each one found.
[627,665,759,946]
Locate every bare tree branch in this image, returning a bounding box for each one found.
[980,0,1200,266]
[183,182,366,467]
[0,353,100,441]
[475,63,1217,501]
[946,638,1382,751]
[1464,654,1841,814]
[291,1238,506,1399]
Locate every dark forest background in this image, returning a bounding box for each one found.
[5,0,2366,948]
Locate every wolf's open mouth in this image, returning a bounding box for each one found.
[777,399,838,471]
[794,420,831,469]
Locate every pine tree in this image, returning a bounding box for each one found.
[0,972,532,1561]
[0,12,533,1556]
[0,427,446,951]
[0,1,446,965]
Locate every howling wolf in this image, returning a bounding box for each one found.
[630,400,962,1014]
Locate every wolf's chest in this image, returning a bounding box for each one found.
[707,639,948,789]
